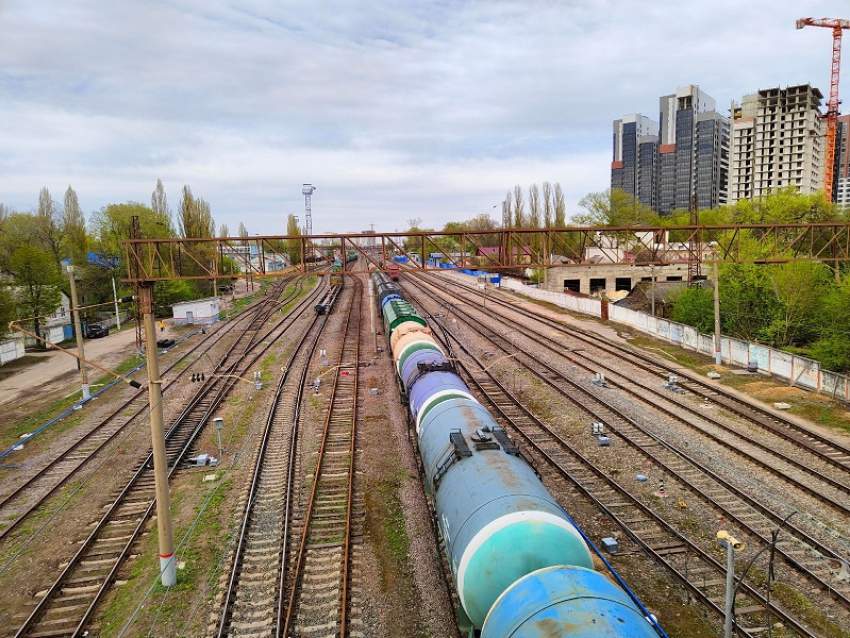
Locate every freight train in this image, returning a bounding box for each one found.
[372,270,661,638]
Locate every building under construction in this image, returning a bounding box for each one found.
[728,84,826,204]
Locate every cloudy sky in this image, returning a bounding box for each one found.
[0,1,839,235]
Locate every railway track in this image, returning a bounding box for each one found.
[8,277,325,638]
[0,279,309,545]
[405,275,848,637]
[420,276,850,520]
[214,283,341,636]
[438,273,850,474]
[281,276,363,637]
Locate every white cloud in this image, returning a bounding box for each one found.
[0,0,838,234]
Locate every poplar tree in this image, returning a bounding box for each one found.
[63,185,87,264]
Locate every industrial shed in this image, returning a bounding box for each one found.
[172,297,221,326]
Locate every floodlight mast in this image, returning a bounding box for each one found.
[302,184,316,236]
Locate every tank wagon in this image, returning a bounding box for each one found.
[372,272,660,638]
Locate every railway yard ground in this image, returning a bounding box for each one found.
[0,269,849,637]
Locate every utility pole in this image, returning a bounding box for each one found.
[112,278,121,330]
[67,266,90,400]
[138,283,176,586]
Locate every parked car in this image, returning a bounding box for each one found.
[86,322,110,338]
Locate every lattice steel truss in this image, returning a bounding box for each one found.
[120,224,850,283]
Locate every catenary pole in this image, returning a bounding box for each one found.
[67,266,90,400]
[138,283,176,586]
[713,260,721,365]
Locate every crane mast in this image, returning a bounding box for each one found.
[797,17,850,201]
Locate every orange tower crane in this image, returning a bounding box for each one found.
[797,17,850,201]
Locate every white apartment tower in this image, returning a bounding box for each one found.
[728,85,825,203]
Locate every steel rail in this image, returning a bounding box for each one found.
[0,281,304,543]
[12,278,324,637]
[281,277,361,637]
[215,283,341,637]
[404,277,834,637]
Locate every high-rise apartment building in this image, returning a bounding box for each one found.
[611,114,659,210]
[612,85,728,216]
[657,85,729,215]
[728,85,825,204]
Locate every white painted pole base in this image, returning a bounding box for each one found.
[160,553,177,586]
[81,384,91,401]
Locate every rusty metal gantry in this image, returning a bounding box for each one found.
[120,224,850,283]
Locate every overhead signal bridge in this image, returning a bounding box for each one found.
[120,224,850,284]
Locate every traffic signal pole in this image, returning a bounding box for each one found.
[138,283,176,586]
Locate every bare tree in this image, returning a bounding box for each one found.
[151,179,170,218]
[238,221,248,237]
[504,191,513,228]
[219,223,229,238]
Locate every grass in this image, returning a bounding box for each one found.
[98,477,235,637]
[4,394,83,442]
[623,335,850,437]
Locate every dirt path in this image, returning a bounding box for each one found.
[0,326,145,408]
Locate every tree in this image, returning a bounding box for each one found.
[718,263,782,342]
[670,286,715,333]
[63,185,87,265]
[512,185,525,228]
[504,192,513,229]
[219,223,230,238]
[87,202,174,303]
[36,187,67,267]
[8,245,62,344]
[729,187,837,224]
[542,182,553,228]
[179,186,215,239]
[528,184,541,228]
[574,189,656,227]
[0,212,39,274]
[809,276,850,372]
[761,262,832,347]
[151,179,170,218]
[153,279,197,316]
[552,183,567,227]
[0,283,16,336]
[178,186,216,290]
[286,214,302,264]
[238,222,249,237]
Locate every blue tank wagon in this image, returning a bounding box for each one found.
[374,274,661,636]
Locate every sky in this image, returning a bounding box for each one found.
[0,1,841,235]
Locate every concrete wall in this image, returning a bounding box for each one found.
[451,270,850,402]
[0,337,25,365]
